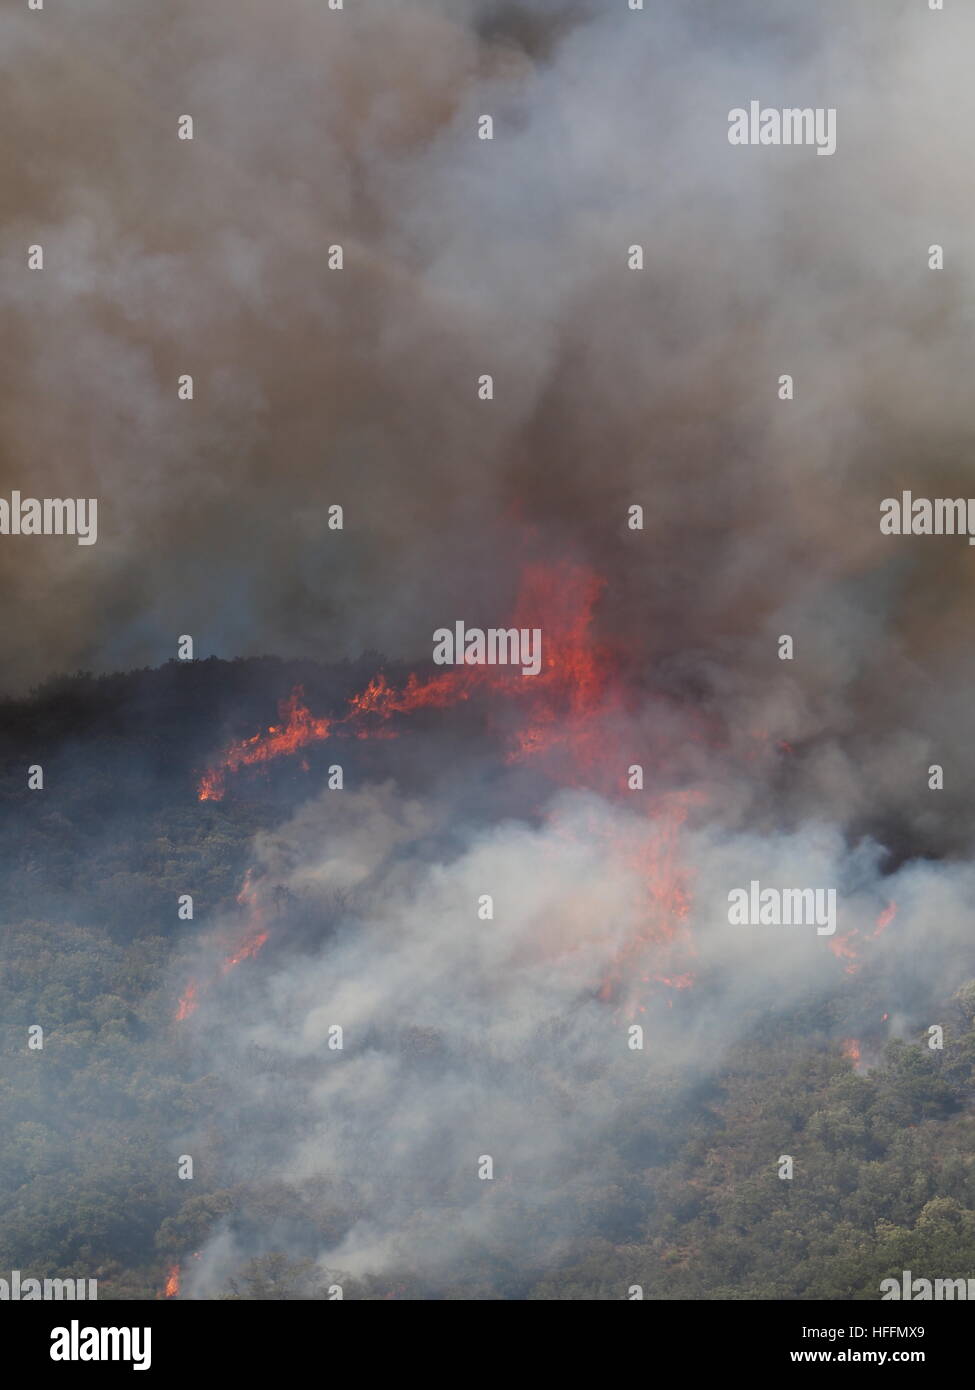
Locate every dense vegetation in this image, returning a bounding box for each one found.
[1,661,973,1299]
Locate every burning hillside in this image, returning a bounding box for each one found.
[4,0,975,1314]
[197,562,618,802]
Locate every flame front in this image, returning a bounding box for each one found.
[187,561,698,1020]
[164,1264,180,1298]
[187,559,897,1027]
[198,692,332,801]
[196,562,612,802]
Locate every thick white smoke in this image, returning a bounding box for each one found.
[179,770,975,1293]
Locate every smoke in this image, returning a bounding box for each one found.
[6,0,975,1294]
[177,774,975,1294]
[3,2,974,713]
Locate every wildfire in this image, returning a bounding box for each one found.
[828,930,861,975]
[198,691,332,801]
[174,868,270,1022]
[872,901,897,937]
[188,560,710,1021]
[221,930,269,974]
[220,868,270,972]
[164,1264,180,1298]
[828,901,898,975]
[186,556,907,1029]
[175,981,198,1022]
[652,973,695,989]
[841,1037,862,1067]
[196,563,613,802]
[590,789,702,1014]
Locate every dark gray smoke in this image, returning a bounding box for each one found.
[2,2,972,713]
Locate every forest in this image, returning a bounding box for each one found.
[1,658,973,1301]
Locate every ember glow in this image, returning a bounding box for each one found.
[872,901,897,937]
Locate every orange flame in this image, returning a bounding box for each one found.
[827,899,898,975]
[174,869,270,1021]
[192,561,700,1019]
[828,930,861,975]
[175,981,198,1021]
[199,691,332,801]
[590,789,703,1014]
[841,1037,861,1067]
[872,901,897,937]
[221,930,269,974]
[164,1264,180,1298]
[196,563,612,801]
[189,559,908,1024]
